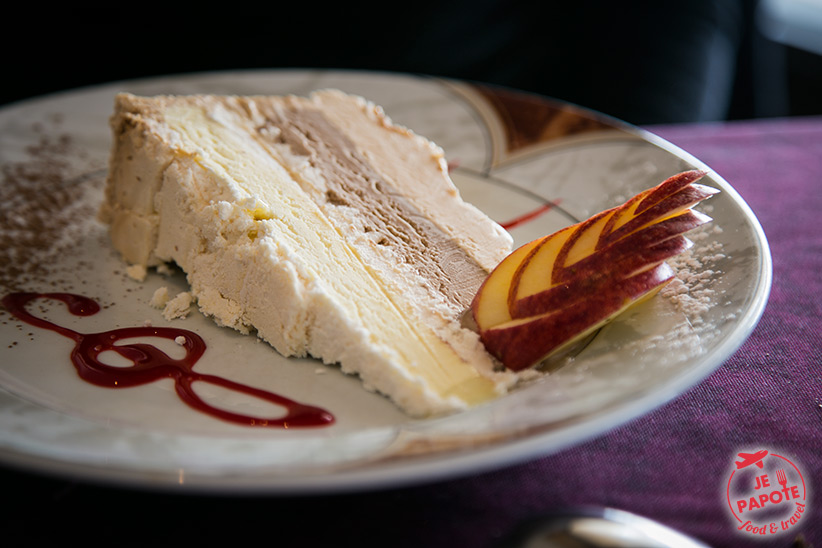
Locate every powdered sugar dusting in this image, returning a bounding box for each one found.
[662,221,725,327]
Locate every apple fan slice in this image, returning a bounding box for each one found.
[471,170,719,371]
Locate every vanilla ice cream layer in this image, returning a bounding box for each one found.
[101,91,515,416]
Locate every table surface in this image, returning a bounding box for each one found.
[2,107,820,547]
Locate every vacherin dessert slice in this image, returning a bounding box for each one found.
[100,90,516,417]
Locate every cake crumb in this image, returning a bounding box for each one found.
[163,291,193,320]
[126,264,147,282]
[174,335,186,345]
[156,263,174,276]
[150,287,170,309]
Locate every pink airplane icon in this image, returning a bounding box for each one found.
[736,450,769,469]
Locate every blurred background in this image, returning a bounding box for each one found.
[2,0,820,125]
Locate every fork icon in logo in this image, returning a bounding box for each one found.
[776,469,788,490]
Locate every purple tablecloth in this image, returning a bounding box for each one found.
[3,116,820,547]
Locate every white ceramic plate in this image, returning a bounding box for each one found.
[0,70,771,493]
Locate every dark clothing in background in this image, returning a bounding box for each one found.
[1,1,786,124]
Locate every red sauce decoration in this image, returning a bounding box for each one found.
[1,292,335,428]
[500,201,560,231]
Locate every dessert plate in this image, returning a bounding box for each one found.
[0,70,771,493]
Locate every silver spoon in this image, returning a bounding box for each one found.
[505,507,711,547]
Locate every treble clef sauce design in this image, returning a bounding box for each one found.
[1,292,335,428]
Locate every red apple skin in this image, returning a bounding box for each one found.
[508,194,712,311]
[634,170,707,213]
[480,263,675,371]
[564,209,712,282]
[608,170,706,227]
[510,235,692,319]
[602,183,718,248]
[509,209,711,319]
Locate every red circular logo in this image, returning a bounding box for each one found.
[726,449,809,537]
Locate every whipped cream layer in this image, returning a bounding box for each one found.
[101,90,515,416]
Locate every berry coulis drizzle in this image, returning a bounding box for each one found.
[1,292,334,428]
[499,201,560,231]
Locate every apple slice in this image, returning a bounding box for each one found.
[600,182,718,248]
[471,170,718,371]
[471,235,550,331]
[480,263,675,371]
[511,209,711,318]
[512,234,693,319]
